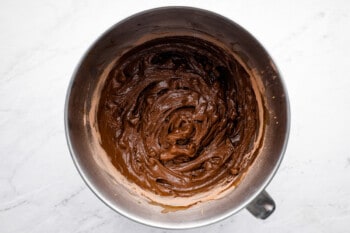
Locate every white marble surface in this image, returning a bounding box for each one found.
[1,0,350,232]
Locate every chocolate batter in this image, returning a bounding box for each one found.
[97,36,261,198]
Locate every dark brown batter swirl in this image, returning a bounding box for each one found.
[97,36,261,197]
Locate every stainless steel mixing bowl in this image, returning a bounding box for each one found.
[65,7,290,229]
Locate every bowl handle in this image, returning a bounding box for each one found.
[246,190,275,219]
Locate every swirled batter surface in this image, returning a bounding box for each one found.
[98,37,261,198]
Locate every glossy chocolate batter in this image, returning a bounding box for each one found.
[97,36,261,198]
